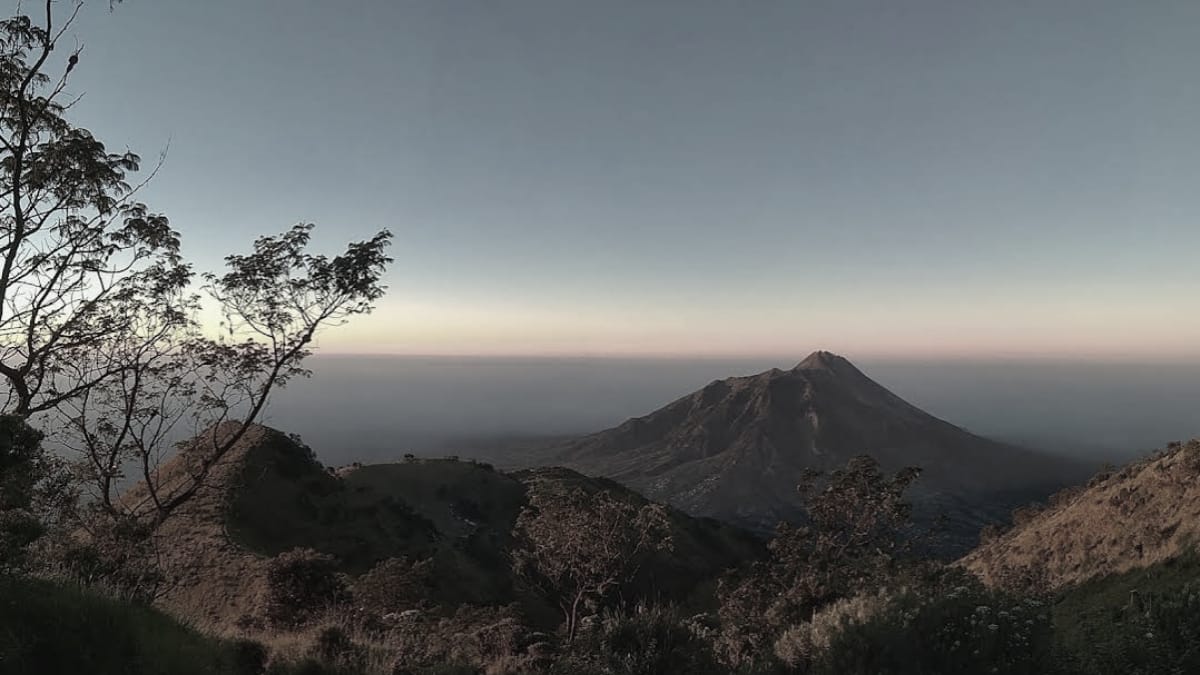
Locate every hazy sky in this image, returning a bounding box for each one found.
[56,0,1200,357]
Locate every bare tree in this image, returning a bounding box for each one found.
[512,486,673,643]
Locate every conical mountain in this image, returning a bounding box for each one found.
[548,351,1084,548]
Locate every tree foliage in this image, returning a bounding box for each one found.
[0,414,48,569]
[512,487,673,643]
[0,2,392,533]
[265,547,349,628]
[716,455,923,669]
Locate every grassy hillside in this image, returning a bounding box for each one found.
[1052,551,1200,674]
[0,576,311,675]
[963,440,1200,590]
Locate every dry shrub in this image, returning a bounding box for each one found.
[552,604,722,675]
[266,548,348,628]
[1182,440,1200,474]
[352,556,434,614]
[1048,485,1084,509]
[230,638,268,675]
[384,604,532,673]
[308,625,365,671]
[48,523,168,603]
[993,560,1051,596]
[1010,504,1044,528]
[979,523,1006,545]
[773,591,891,668]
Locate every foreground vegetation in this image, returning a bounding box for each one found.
[0,575,309,675]
[6,550,1200,675]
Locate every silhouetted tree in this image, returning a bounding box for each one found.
[0,3,392,528]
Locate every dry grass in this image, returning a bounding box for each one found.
[961,440,1200,590]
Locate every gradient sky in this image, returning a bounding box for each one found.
[53,0,1200,357]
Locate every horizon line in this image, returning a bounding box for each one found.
[307,348,1200,363]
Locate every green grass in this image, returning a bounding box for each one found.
[1052,551,1200,674]
[0,575,260,675]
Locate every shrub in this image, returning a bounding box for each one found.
[308,625,365,670]
[553,604,723,675]
[1011,504,1044,528]
[46,525,168,602]
[0,415,53,571]
[1057,580,1200,675]
[231,638,269,675]
[266,548,348,627]
[813,578,1055,675]
[384,604,531,673]
[979,523,1006,545]
[1181,440,1200,474]
[0,575,280,675]
[353,556,435,614]
[0,509,42,571]
[773,591,890,668]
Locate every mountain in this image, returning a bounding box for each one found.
[542,351,1086,548]
[962,440,1200,590]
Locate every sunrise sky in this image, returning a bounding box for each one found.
[59,0,1200,358]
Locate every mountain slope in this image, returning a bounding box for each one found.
[544,351,1084,545]
[962,440,1200,590]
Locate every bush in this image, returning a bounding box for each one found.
[231,638,269,675]
[1054,560,1200,675]
[266,547,349,627]
[1068,585,1200,673]
[1181,440,1200,474]
[0,575,272,675]
[553,604,723,675]
[308,625,365,671]
[353,556,435,614]
[0,509,42,570]
[813,579,1056,675]
[0,415,48,571]
[773,591,890,669]
[380,604,531,672]
[1010,504,1044,528]
[46,527,168,602]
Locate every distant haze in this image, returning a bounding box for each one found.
[262,355,1200,467]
